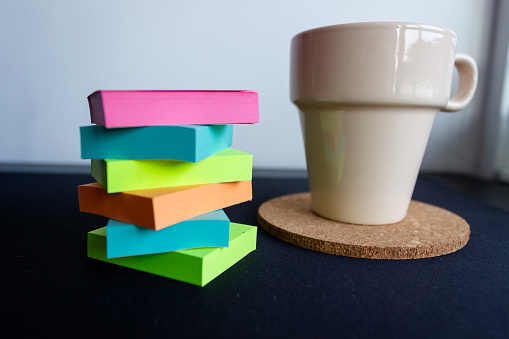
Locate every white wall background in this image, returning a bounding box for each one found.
[0,0,494,174]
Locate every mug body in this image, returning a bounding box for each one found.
[291,22,458,224]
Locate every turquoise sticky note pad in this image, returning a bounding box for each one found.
[106,210,230,258]
[80,124,233,162]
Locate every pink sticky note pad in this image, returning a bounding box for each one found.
[88,90,259,128]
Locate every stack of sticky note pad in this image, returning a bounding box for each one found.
[78,90,259,287]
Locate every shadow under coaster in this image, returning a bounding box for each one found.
[258,193,470,259]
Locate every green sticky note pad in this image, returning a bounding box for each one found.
[91,148,253,193]
[87,223,257,287]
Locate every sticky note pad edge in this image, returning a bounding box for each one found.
[93,148,253,193]
[80,124,233,162]
[88,227,204,285]
[89,90,259,127]
[105,210,231,258]
[78,181,251,230]
[201,223,257,285]
[87,223,258,286]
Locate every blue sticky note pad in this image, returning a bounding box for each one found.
[80,124,233,162]
[106,210,230,258]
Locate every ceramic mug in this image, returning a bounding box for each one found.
[290,22,478,225]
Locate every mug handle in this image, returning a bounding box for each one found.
[442,53,478,112]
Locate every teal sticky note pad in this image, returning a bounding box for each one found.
[88,222,258,287]
[106,210,230,258]
[80,124,233,162]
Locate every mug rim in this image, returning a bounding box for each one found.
[292,22,456,41]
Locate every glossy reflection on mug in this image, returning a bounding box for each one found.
[300,109,346,188]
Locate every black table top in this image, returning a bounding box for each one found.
[2,172,508,338]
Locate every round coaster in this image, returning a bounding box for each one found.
[258,193,470,259]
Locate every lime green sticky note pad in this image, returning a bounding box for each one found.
[87,222,257,287]
[91,148,253,193]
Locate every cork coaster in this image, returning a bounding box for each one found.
[258,193,470,259]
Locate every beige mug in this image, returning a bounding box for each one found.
[290,22,478,225]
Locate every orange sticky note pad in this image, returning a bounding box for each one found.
[78,181,252,231]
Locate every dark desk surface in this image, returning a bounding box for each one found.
[2,172,508,338]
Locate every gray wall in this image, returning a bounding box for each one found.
[0,0,494,175]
